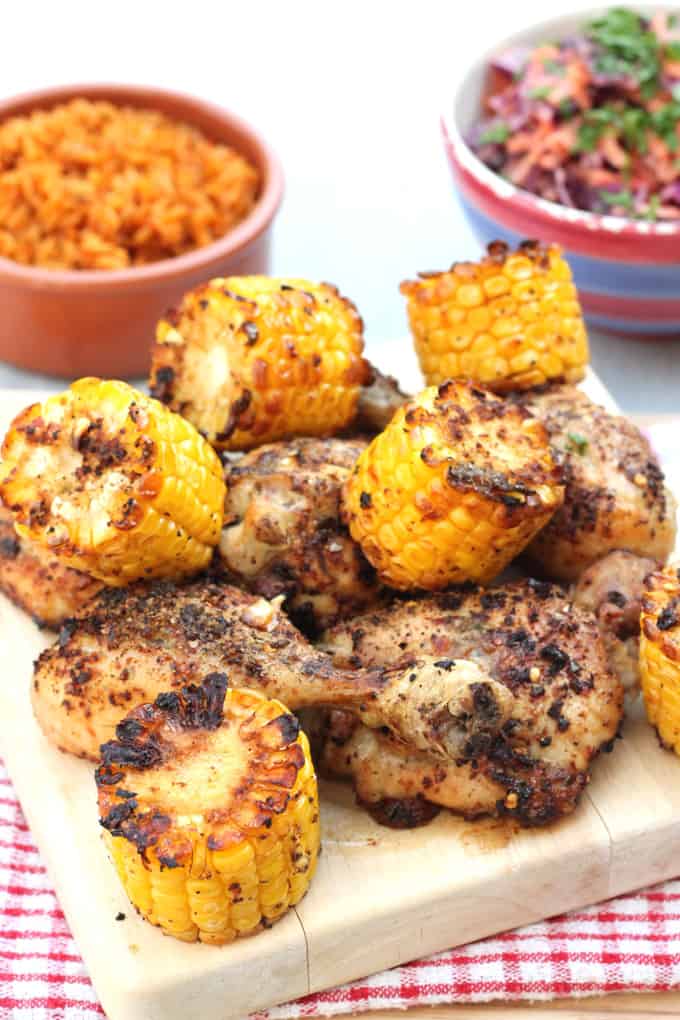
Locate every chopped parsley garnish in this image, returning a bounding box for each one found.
[645,194,661,220]
[575,107,618,152]
[586,7,662,98]
[567,432,589,455]
[599,188,635,210]
[576,100,680,156]
[650,101,680,150]
[528,85,552,100]
[479,122,510,145]
[667,41,680,61]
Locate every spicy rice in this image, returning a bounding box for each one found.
[0,98,260,270]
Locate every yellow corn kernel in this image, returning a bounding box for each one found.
[400,240,589,392]
[149,276,370,450]
[342,380,563,590]
[97,676,320,945]
[0,379,225,585]
[640,566,680,755]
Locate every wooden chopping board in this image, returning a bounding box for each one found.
[1,355,680,1020]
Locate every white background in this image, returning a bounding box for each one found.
[0,0,678,411]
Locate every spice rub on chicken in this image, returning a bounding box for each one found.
[516,386,676,581]
[571,550,658,700]
[0,503,102,628]
[219,437,381,634]
[32,579,513,766]
[320,580,623,827]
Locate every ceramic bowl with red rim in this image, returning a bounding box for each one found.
[441,8,680,338]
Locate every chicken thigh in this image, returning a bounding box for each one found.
[320,580,623,826]
[219,437,381,633]
[517,386,676,580]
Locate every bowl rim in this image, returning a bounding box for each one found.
[0,82,284,290]
[442,4,680,241]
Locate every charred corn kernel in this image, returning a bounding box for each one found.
[0,378,225,586]
[400,240,589,393]
[97,674,319,945]
[149,276,370,451]
[640,566,680,755]
[342,380,563,590]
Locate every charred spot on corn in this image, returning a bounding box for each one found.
[640,567,680,757]
[149,276,370,451]
[342,380,564,589]
[0,378,226,586]
[96,678,320,943]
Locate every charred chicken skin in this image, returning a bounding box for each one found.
[0,504,102,628]
[320,580,623,827]
[32,579,513,764]
[219,437,381,633]
[516,386,676,581]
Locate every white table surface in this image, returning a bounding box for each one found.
[1,0,678,413]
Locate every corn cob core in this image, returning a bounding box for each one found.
[0,378,225,586]
[149,276,370,451]
[400,240,589,393]
[640,566,680,755]
[97,673,320,944]
[342,380,563,590]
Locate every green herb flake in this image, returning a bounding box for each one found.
[558,99,576,118]
[666,41,680,61]
[586,7,662,97]
[645,194,661,221]
[575,106,617,152]
[567,432,589,455]
[543,58,567,76]
[650,101,680,151]
[528,85,552,100]
[599,188,635,210]
[479,122,510,145]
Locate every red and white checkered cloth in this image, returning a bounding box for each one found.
[2,421,679,1019]
[3,755,680,1020]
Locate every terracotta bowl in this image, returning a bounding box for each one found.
[0,83,284,378]
[441,8,680,338]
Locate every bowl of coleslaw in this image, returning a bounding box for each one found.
[442,6,680,337]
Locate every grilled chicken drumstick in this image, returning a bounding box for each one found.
[219,436,381,633]
[319,580,623,827]
[32,579,512,763]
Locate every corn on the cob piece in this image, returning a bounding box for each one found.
[149,276,370,451]
[0,378,225,586]
[400,240,589,392]
[97,673,320,944]
[342,380,563,590]
[640,565,680,754]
